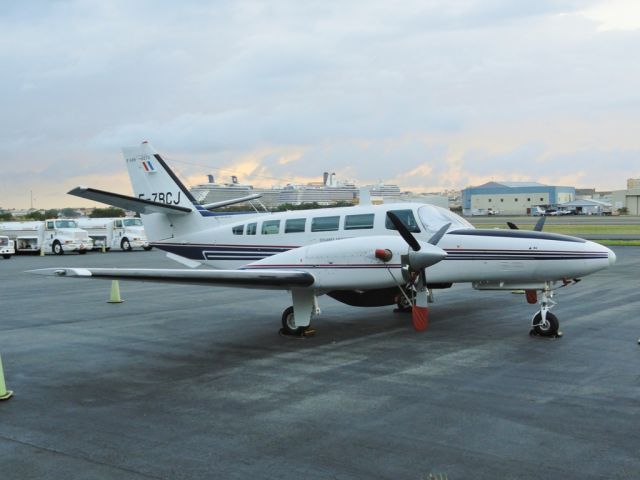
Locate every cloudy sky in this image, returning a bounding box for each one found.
[1,0,640,209]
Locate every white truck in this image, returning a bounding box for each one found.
[0,219,93,255]
[0,236,15,259]
[77,217,151,251]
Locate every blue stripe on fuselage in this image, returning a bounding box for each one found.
[152,242,607,263]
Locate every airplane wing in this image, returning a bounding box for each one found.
[28,267,315,290]
[68,187,192,215]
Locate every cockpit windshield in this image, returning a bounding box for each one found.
[123,218,143,227]
[418,205,473,237]
[55,220,78,228]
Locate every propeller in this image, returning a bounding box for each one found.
[386,212,449,331]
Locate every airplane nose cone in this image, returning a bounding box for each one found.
[607,247,616,266]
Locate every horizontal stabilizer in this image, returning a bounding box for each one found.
[201,193,263,210]
[68,187,191,215]
[28,267,315,290]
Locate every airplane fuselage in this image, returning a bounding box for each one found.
[150,203,615,292]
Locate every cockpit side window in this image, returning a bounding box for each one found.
[232,225,244,235]
[246,222,257,235]
[385,209,420,233]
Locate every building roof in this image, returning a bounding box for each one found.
[475,181,547,189]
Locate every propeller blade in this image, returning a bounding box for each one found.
[507,222,519,230]
[428,222,451,245]
[534,216,546,232]
[386,211,421,251]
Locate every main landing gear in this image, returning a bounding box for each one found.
[280,306,315,337]
[279,290,320,338]
[394,284,434,313]
[530,282,562,338]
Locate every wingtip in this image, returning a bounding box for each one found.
[67,186,88,195]
[26,268,92,277]
[26,268,65,276]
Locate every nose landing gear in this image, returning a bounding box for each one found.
[530,282,563,338]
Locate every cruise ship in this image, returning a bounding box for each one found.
[190,172,401,208]
[367,183,402,198]
[190,175,281,209]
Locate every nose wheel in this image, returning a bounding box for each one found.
[530,282,562,338]
[531,311,560,337]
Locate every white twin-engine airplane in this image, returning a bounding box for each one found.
[32,142,616,338]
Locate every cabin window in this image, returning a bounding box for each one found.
[261,220,280,235]
[246,222,257,235]
[311,216,340,232]
[385,209,420,233]
[232,225,244,235]
[46,221,54,229]
[114,220,123,228]
[344,213,374,230]
[285,218,306,233]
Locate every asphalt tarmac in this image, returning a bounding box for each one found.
[1,248,638,479]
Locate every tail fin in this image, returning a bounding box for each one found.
[123,141,198,211]
[122,142,208,241]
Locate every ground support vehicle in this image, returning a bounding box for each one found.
[0,235,14,259]
[77,217,150,251]
[0,219,93,255]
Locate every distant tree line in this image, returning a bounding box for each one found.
[272,201,354,211]
[89,207,126,218]
[0,207,126,221]
[212,201,355,213]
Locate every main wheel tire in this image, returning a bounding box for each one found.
[2,254,10,259]
[121,238,132,251]
[52,241,64,255]
[281,306,306,336]
[79,249,87,255]
[396,292,412,311]
[533,311,559,337]
[143,246,153,251]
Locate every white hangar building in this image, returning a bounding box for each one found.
[462,181,575,216]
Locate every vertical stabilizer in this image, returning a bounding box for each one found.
[122,142,205,241]
[123,142,198,211]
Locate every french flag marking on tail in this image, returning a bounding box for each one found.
[142,160,156,173]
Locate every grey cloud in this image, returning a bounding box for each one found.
[1,0,639,207]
